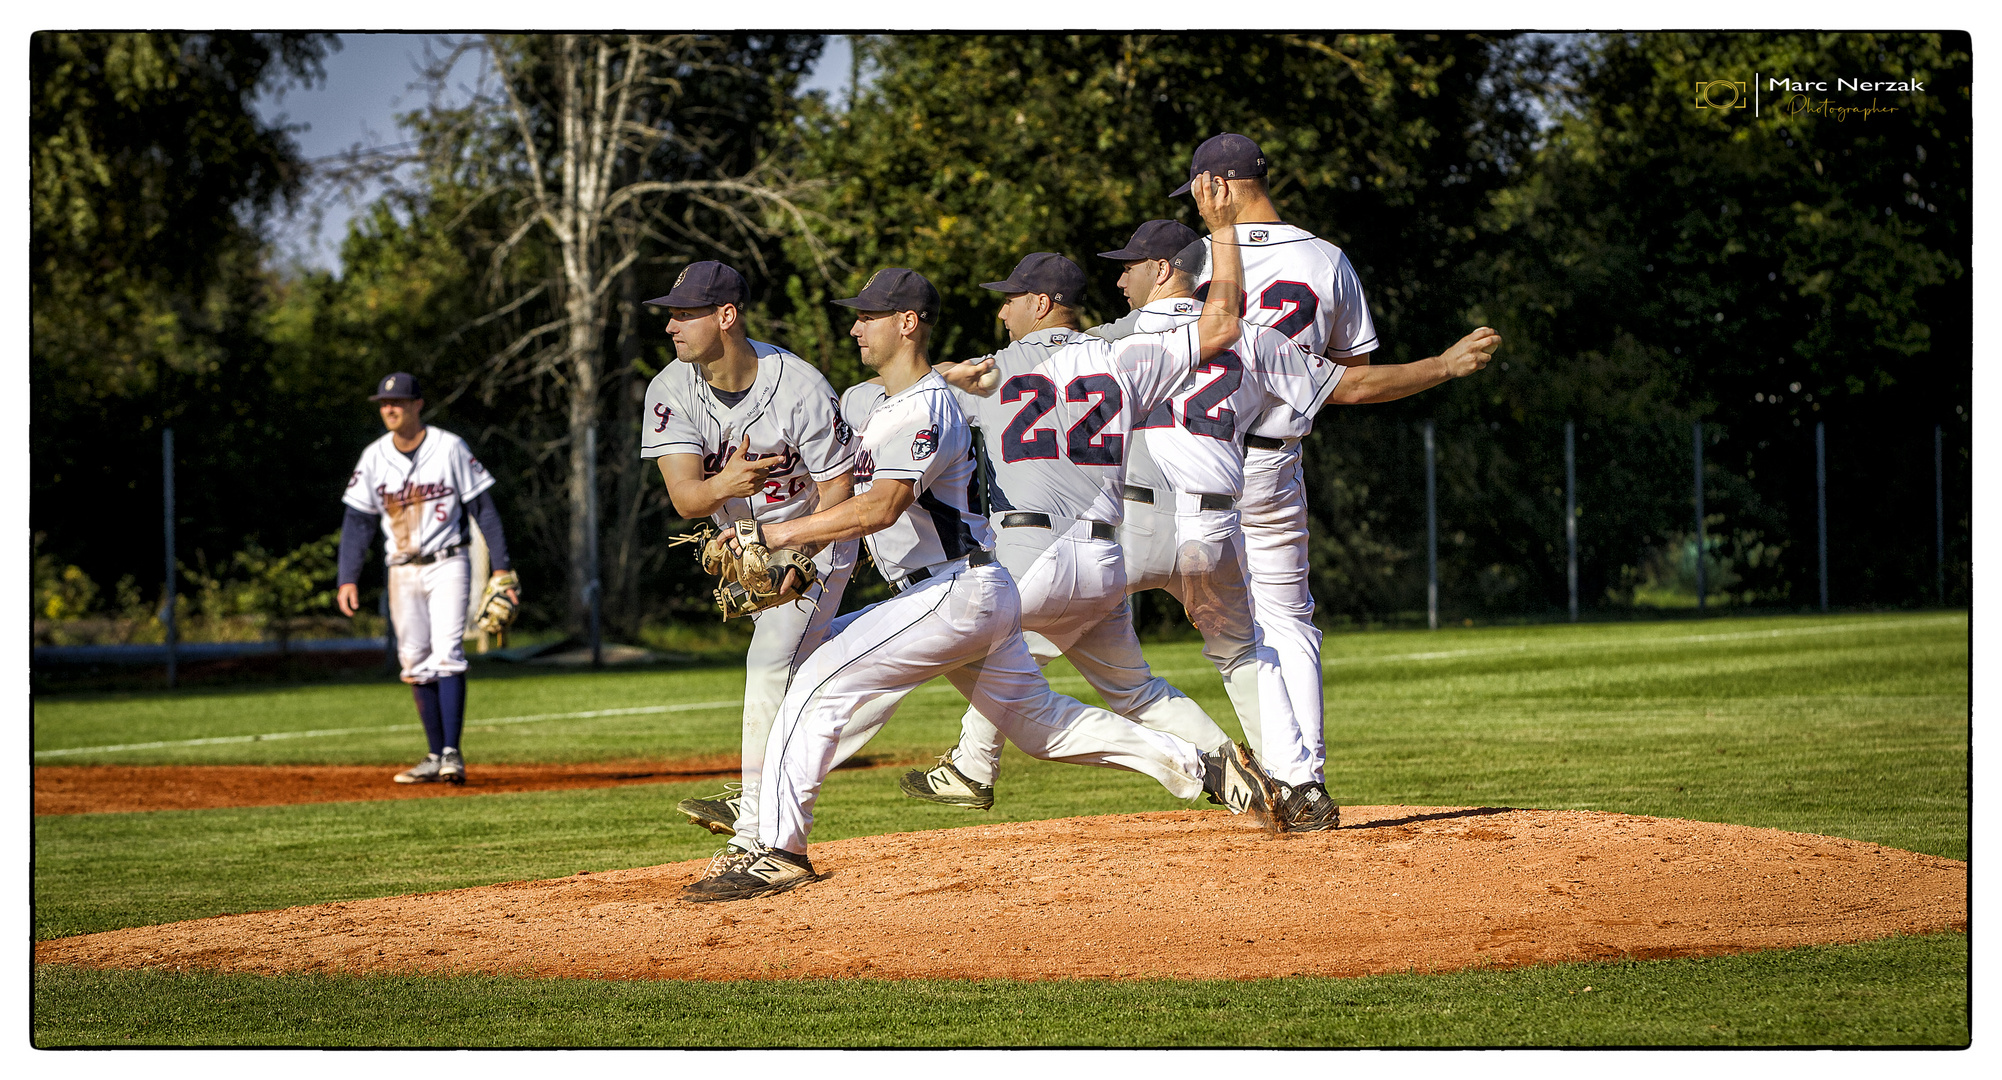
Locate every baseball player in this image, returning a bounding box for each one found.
[894,248,1244,810]
[1121,133,1495,830]
[684,229,1278,903]
[336,372,518,785]
[638,261,860,878]
[1161,133,1380,829]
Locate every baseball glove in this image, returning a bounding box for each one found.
[676,519,819,620]
[476,570,521,635]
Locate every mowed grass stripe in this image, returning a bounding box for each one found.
[34,700,743,758]
[32,932,1969,1047]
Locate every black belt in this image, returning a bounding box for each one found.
[1122,486,1233,512]
[1000,512,1116,541]
[1243,434,1288,451]
[399,544,466,567]
[898,548,995,591]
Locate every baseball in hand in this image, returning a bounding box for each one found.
[976,368,1001,392]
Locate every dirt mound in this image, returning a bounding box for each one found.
[35,806,1966,982]
[33,759,896,815]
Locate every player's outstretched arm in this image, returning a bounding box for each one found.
[936,357,1000,396]
[1325,327,1500,406]
[1191,171,1244,361]
[760,478,915,551]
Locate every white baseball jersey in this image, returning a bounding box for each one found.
[1191,223,1378,440]
[640,341,856,527]
[1126,304,1348,496]
[343,427,495,564]
[840,372,993,587]
[951,324,1208,524]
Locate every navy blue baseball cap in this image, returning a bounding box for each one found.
[979,253,1087,306]
[645,260,748,308]
[1098,220,1201,262]
[368,372,424,400]
[834,268,940,323]
[1169,238,1210,275]
[1169,132,1269,197]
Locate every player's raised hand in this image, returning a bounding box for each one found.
[939,357,1000,396]
[1192,170,1236,234]
[1441,327,1502,378]
[711,434,781,500]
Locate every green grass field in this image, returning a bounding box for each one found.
[32,611,1970,1046]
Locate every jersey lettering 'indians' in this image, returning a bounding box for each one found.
[343,427,493,561]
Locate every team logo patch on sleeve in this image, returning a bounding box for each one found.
[911,427,938,460]
[653,402,673,432]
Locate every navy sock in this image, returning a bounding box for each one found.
[412,682,444,754]
[438,673,467,751]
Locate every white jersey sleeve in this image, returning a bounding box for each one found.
[639,363,710,460]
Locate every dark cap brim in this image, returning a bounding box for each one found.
[643,289,731,308]
[1168,178,1195,198]
[978,278,1025,293]
[1097,247,1149,261]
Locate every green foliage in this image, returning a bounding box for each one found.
[32,932,1969,1046]
[181,532,342,642]
[1472,32,1970,611]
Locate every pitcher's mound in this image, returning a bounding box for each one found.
[36,807,1965,981]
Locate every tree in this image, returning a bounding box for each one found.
[1479,32,1970,609]
[31,32,337,595]
[784,33,1536,623]
[363,33,829,631]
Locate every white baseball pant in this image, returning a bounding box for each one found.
[388,551,472,684]
[948,517,1231,787]
[1241,441,1326,786]
[757,559,1208,856]
[728,537,858,851]
[1121,489,1300,778]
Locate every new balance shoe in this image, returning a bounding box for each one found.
[677,784,744,836]
[682,847,821,902]
[1279,780,1340,832]
[694,845,757,882]
[1200,741,1283,831]
[439,747,466,786]
[897,752,995,810]
[394,753,443,784]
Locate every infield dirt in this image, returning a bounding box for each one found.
[35,805,1966,981]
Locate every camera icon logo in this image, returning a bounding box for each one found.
[1694,79,1748,109]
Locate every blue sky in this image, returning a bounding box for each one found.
[255,34,856,274]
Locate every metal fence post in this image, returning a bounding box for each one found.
[162,427,177,689]
[1692,421,1706,612]
[1935,424,1946,605]
[586,425,603,668]
[1565,421,1578,622]
[1816,421,1829,612]
[1425,420,1438,631]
